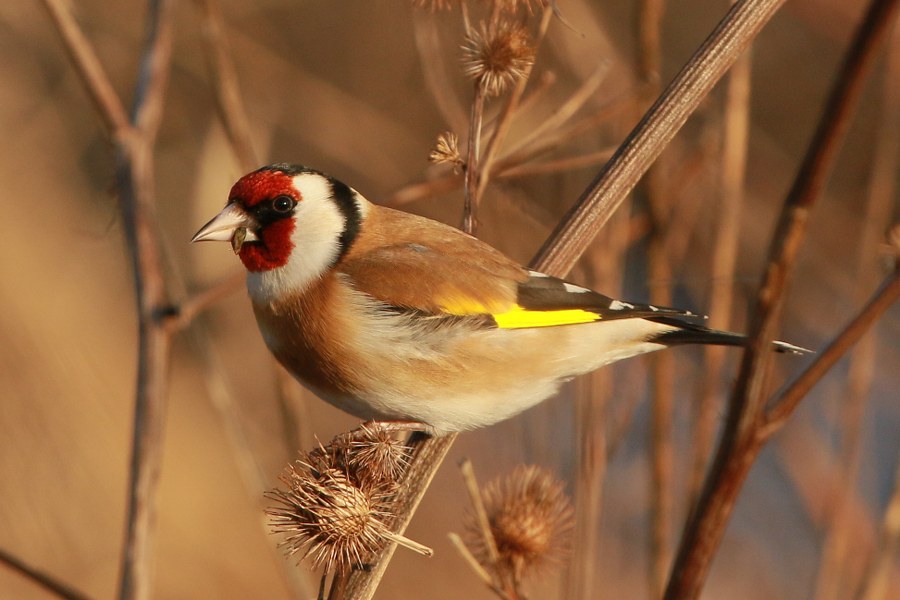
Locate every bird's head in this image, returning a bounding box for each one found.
[192,164,364,286]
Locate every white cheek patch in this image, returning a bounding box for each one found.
[247,173,347,304]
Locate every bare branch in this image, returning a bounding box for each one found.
[0,547,92,600]
[168,272,243,332]
[195,0,258,170]
[39,0,131,137]
[762,270,900,435]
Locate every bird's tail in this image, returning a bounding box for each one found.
[648,317,811,355]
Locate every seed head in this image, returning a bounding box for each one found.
[465,465,574,582]
[429,131,464,169]
[267,462,396,573]
[462,20,536,97]
[267,426,428,573]
[346,423,412,485]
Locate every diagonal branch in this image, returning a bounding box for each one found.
[39,0,131,138]
[762,269,900,435]
[0,547,92,600]
[195,0,258,171]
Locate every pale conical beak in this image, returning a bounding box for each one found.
[191,203,259,253]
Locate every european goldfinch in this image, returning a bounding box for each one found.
[192,164,804,434]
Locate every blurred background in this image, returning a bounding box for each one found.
[1,0,898,598]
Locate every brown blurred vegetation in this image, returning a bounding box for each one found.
[1,1,898,598]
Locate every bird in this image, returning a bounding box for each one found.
[192,163,806,435]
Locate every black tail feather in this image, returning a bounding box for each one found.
[649,317,811,355]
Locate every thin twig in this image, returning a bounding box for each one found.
[463,85,485,235]
[460,459,503,576]
[115,3,178,600]
[45,1,178,599]
[814,15,900,595]
[762,271,900,435]
[0,547,92,600]
[495,148,615,178]
[168,272,243,331]
[498,61,611,166]
[565,370,610,599]
[195,0,258,171]
[665,2,900,597]
[448,533,508,599]
[477,7,554,200]
[39,0,131,137]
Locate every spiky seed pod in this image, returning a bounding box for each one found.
[461,20,536,97]
[429,131,464,169]
[267,463,397,573]
[316,424,412,489]
[466,465,574,582]
[346,423,412,486]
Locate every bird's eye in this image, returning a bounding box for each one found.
[272,195,295,213]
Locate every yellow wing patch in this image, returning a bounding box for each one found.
[492,305,600,329]
[436,292,511,316]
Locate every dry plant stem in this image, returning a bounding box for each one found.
[533,0,788,276]
[692,36,752,505]
[566,373,609,600]
[762,271,900,433]
[389,91,636,209]
[343,432,457,599]
[42,0,177,597]
[500,62,611,165]
[195,0,257,170]
[168,272,243,331]
[463,86,485,235]
[0,547,92,600]
[39,0,130,137]
[460,459,503,570]
[476,8,553,200]
[348,2,793,598]
[816,19,900,598]
[665,2,900,597]
[496,148,615,177]
[448,533,508,598]
[666,271,900,600]
[115,4,177,600]
[459,459,517,598]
